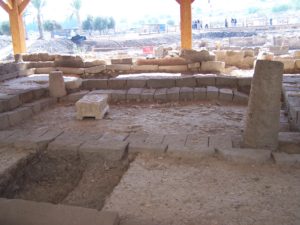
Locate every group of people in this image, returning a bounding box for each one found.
[192,20,209,30]
[225,18,238,28]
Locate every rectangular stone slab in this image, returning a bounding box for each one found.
[76,94,109,120]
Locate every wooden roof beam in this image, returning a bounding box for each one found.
[19,0,30,14]
[0,0,12,13]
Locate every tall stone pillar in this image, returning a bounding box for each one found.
[49,71,67,98]
[243,60,284,150]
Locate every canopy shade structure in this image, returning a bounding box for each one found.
[0,0,195,55]
[0,0,30,54]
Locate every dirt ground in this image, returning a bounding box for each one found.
[16,102,246,136]
[104,154,300,225]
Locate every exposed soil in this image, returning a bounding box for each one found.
[16,102,246,136]
[104,154,300,225]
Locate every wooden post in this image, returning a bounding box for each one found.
[177,0,193,49]
[0,0,30,55]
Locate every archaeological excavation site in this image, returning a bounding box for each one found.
[0,0,300,225]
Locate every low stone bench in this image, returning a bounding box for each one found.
[75,94,109,120]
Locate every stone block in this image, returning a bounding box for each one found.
[28,61,55,68]
[126,79,147,88]
[99,132,129,142]
[49,71,67,98]
[0,114,10,130]
[269,46,289,55]
[83,79,108,90]
[32,88,48,99]
[0,95,21,111]
[127,88,143,102]
[136,57,187,66]
[166,87,180,101]
[179,87,194,101]
[84,65,106,74]
[273,57,295,73]
[216,76,238,88]
[163,134,187,149]
[206,86,219,100]
[106,64,131,71]
[293,50,300,59]
[84,60,106,68]
[126,132,148,144]
[108,78,126,89]
[147,78,176,89]
[240,56,255,69]
[38,98,57,110]
[225,50,245,67]
[110,90,127,102]
[185,134,209,148]
[79,140,128,161]
[272,152,300,165]
[56,67,85,75]
[76,94,109,120]
[111,58,133,65]
[217,148,272,163]
[18,90,34,103]
[54,55,84,68]
[295,60,300,72]
[35,67,55,74]
[180,49,212,63]
[278,132,300,154]
[195,75,216,87]
[158,65,188,72]
[65,78,82,90]
[131,65,158,72]
[237,77,252,88]
[140,89,155,102]
[188,62,200,70]
[0,198,120,225]
[154,88,167,102]
[194,87,207,100]
[7,107,33,126]
[23,101,41,114]
[219,88,233,101]
[201,61,225,73]
[233,90,249,104]
[175,77,197,87]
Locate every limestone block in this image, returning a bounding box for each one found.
[175,77,196,87]
[84,59,106,68]
[59,91,89,103]
[219,88,233,101]
[158,65,188,72]
[206,86,219,100]
[7,107,33,126]
[209,135,233,150]
[166,87,180,101]
[257,52,274,61]
[126,79,147,88]
[278,132,300,154]
[293,50,300,59]
[28,61,55,69]
[0,114,10,130]
[268,46,289,55]
[89,90,112,102]
[127,88,143,102]
[140,89,155,102]
[194,87,206,100]
[111,90,127,102]
[237,77,252,88]
[272,152,300,165]
[188,62,200,70]
[201,61,225,73]
[106,64,131,71]
[131,65,159,71]
[243,60,284,150]
[17,90,34,103]
[154,88,167,102]
[225,51,245,67]
[35,67,55,74]
[180,49,212,63]
[240,56,255,69]
[233,90,249,104]
[216,76,238,88]
[75,94,109,120]
[214,50,227,61]
[83,79,108,90]
[243,49,255,57]
[295,60,300,71]
[54,55,84,68]
[111,58,133,65]
[49,71,67,98]
[129,142,167,153]
[179,87,194,101]
[147,78,176,89]
[136,57,187,66]
[273,57,295,73]
[23,101,41,114]
[56,67,85,75]
[65,77,82,90]
[194,75,216,87]
[84,65,106,74]
[108,78,126,89]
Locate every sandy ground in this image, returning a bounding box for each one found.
[104,154,300,225]
[16,102,246,136]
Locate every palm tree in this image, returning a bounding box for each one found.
[70,0,82,32]
[31,0,46,39]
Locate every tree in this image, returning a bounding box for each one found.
[82,16,94,31]
[272,4,290,13]
[167,19,175,26]
[31,0,46,39]
[107,17,116,31]
[70,0,82,32]
[93,17,107,34]
[291,0,300,10]
[248,7,260,14]
[0,21,10,35]
[43,20,62,38]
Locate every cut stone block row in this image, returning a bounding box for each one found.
[82,76,250,90]
[0,98,56,130]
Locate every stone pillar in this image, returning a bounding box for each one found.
[243,60,284,150]
[49,71,67,98]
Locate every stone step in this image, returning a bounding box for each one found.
[0,198,119,225]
